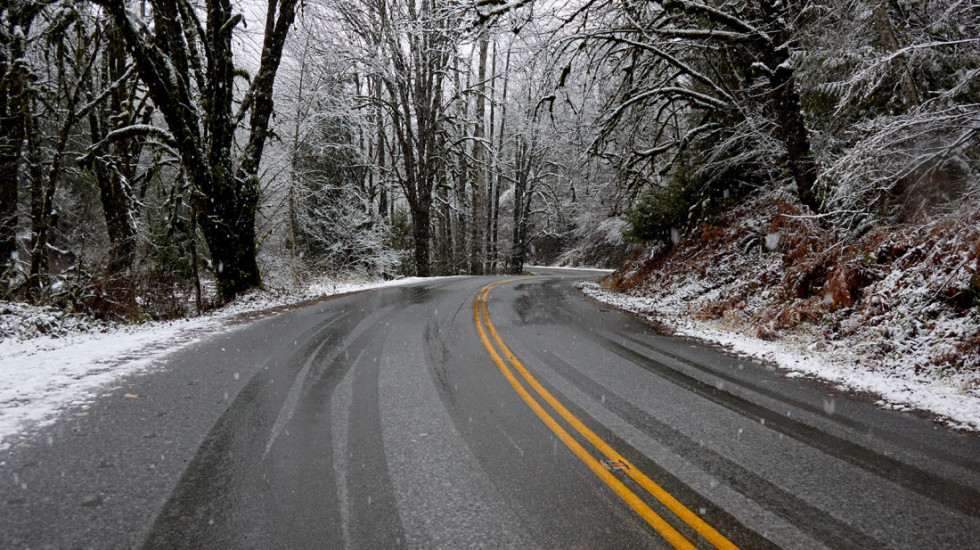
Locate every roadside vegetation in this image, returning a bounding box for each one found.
[582,0,980,409]
[603,191,979,400]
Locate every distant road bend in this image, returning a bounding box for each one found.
[2,268,979,549]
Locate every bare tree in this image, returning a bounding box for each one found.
[13,5,110,302]
[273,9,396,277]
[81,14,151,278]
[509,131,539,273]
[468,31,489,274]
[0,0,56,289]
[334,0,465,277]
[95,0,300,301]
[544,0,822,214]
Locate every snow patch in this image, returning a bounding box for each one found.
[0,276,446,447]
[580,282,980,431]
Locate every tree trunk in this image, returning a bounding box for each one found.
[510,188,528,275]
[490,42,511,273]
[88,24,139,277]
[758,0,821,214]
[770,65,820,213]
[411,202,431,277]
[194,168,262,298]
[435,171,453,275]
[485,39,497,274]
[872,1,920,107]
[25,111,49,302]
[469,36,489,274]
[0,8,34,283]
[453,54,469,274]
[97,168,139,275]
[510,137,530,275]
[375,76,388,221]
[0,87,24,279]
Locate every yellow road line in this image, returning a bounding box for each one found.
[473,279,739,550]
[472,282,695,549]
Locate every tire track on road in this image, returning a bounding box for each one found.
[594,336,980,517]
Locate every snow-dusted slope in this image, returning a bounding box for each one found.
[583,194,980,431]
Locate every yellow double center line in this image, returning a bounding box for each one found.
[472,279,738,550]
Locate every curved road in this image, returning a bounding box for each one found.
[2,270,979,548]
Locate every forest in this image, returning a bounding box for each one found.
[0,0,977,322]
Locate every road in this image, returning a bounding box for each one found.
[1,269,979,548]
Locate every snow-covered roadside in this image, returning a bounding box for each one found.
[579,282,980,432]
[0,277,441,448]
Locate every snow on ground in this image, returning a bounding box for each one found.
[0,276,441,449]
[580,282,980,432]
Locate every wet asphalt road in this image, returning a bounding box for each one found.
[1,269,979,549]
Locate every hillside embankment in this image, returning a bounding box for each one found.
[584,192,980,429]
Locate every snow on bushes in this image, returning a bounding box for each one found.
[589,191,980,429]
[0,302,115,343]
